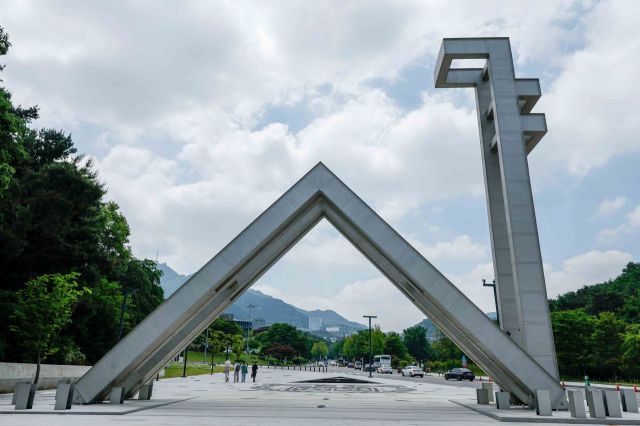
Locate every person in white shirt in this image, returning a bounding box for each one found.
[224,359,231,383]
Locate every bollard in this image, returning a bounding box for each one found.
[481,383,494,402]
[476,388,490,405]
[14,383,36,410]
[495,391,510,410]
[138,382,153,400]
[621,388,639,413]
[602,390,622,418]
[586,389,606,419]
[11,381,31,405]
[110,387,125,404]
[534,390,552,416]
[55,383,75,410]
[567,389,587,418]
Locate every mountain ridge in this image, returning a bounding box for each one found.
[156,262,366,333]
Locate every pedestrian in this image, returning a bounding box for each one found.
[251,362,258,382]
[224,359,231,383]
[241,362,248,382]
[233,361,240,383]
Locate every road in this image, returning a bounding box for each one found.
[325,366,483,390]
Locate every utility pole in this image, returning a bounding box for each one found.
[482,279,500,325]
[246,304,255,354]
[363,315,377,378]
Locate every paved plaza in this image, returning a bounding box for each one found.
[2,368,639,425]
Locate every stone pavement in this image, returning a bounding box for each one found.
[0,368,638,425]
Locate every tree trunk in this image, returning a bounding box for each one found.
[34,348,41,384]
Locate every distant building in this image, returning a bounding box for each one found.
[309,317,323,331]
[252,318,266,329]
[220,313,234,321]
[235,320,252,332]
[326,326,340,333]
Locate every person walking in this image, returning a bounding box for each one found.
[224,359,231,383]
[233,361,240,383]
[251,362,258,383]
[241,362,248,382]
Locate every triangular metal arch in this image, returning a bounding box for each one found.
[74,163,564,407]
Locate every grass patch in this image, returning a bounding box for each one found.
[164,363,224,378]
[184,350,265,365]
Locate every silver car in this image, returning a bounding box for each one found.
[401,365,424,377]
[377,365,393,374]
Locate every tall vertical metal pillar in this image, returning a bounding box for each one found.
[434,37,558,378]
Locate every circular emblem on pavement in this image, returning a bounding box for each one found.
[252,383,414,393]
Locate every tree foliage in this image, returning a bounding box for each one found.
[402,325,431,361]
[9,273,87,382]
[0,28,164,363]
[311,341,329,360]
[549,262,640,380]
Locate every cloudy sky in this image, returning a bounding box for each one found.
[2,0,639,330]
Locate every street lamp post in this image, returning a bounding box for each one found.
[482,279,500,325]
[363,315,377,378]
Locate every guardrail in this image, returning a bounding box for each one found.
[265,364,328,372]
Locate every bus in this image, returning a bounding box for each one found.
[373,354,391,369]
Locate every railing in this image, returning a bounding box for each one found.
[265,364,328,372]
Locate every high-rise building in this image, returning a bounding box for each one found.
[309,317,323,331]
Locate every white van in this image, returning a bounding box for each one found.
[373,354,391,370]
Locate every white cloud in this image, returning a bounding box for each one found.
[598,204,640,243]
[532,1,640,178]
[413,235,487,263]
[2,1,638,319]
[594,196,626,217]
[545,250,633,296]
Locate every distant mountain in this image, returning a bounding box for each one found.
[156,262,192,297]
[416,312,497,341]
[157,262,366,333]
[224,289,309,329]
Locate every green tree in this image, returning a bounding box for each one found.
[403,325,431,361]
[0,27,165,364]
[384,331,408,363]
[329,338,345,359]
[257,323,309,357]
[550,309,595,377]
[10,273,86,383]
[119,258,164,327]
[591,312,626,378]
[264,344,296,362]
[0,27,38,198]
[210,317,243,336]
[311,341,329,360]
[431,331,462,364]
[622,324,640,377]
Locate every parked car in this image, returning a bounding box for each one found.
[401,365,424,377]
[444,368,475,381]
[347,362,354,368]
[354,361,362,370]
[377,365,393,374]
